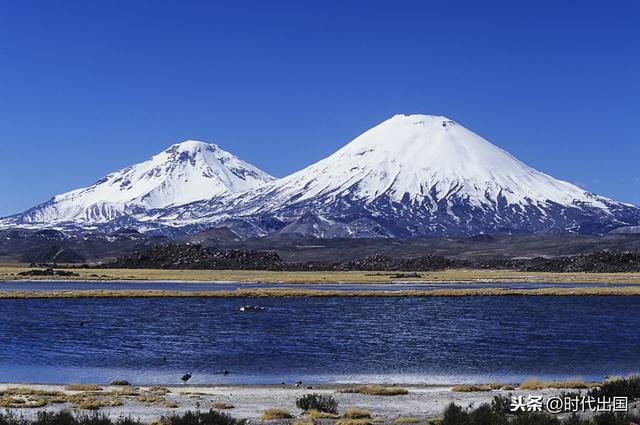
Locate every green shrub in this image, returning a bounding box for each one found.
[510,413,560,425]
[468,404,507,425]
[490,393,514,415]
[0,411,248,425]
[442,403,468,425]
[593,412,640,425]
[588,375,640,401]
[160,410,247,425]
[296,393,338,414]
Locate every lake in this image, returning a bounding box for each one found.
[1,280,637,292]
[0,295,638,385]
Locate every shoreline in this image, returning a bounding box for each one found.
[0,382,584,422]
[3,286,640,298]
[4,267,640,297]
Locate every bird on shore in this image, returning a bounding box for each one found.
[181,372,192,383]
[295,380,302,387]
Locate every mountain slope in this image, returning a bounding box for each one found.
[156,114,640,236]
[4,140,274,227]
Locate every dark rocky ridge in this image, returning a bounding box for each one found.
[105,244,287,271]
[337,254,454,271]
[521,251,640,273]
[0,227,170,264]
[100,243,640,273]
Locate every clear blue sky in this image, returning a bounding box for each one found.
[1,0,639,216]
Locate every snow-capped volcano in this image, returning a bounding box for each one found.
[5,140,274,227]
[245,114,607,210]
[156,114,640,236]
[4,115,639,237]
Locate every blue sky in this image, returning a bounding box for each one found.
[0,0,638,216]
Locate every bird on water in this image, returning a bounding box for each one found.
[181,372,192,383]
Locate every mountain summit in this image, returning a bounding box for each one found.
[5,140,274,227]
[243,114,607,210]
[4,115,639,237]
[156,115,640,237]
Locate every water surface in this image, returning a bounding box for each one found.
[1,296,639,384]
[1,280,635,292]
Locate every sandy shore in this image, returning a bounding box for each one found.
[0,383,576,423]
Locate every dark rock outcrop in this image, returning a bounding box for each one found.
[338,254,453,271]
[17,268,80,277]
[521,251,640,273]
[105,244,286,271]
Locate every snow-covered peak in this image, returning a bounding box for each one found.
[241,114,612,212]
[10,140,274,225]
[164,139,220,153]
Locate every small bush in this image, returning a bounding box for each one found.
[212,402,235,410]
[78,400,102,410]
[109,380,130,386]
[159,409,246,425]
[491,393,514,415]
[149,386,172,395]
[442,403,468,425]
[296,393,338,414]
[589,375,640,401]
[33,411,79,425]
[510,413,560,425]
[468,404,508,425]
[592,412,640,425]
[343,408,371,419]
[261,408,293,420]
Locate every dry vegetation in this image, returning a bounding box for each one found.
[337,414,377,425]
[518,379,591,390]
[0,385,178,410]
[212,401,235,409]
[342,408,372,419]
[65,384,103,391]
[451,384,493,393]
[261,408,294,420]
[451,383,509,392]
[3,265,640,285]
[338,386,409,396]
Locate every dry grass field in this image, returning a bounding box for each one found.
[2,265,640,285]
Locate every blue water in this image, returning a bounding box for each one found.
[1,280,635,292]
[0,296,639,385]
